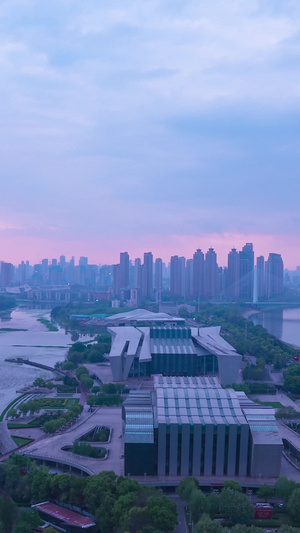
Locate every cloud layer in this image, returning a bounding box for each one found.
[1,1,300,267]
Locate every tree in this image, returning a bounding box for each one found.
[194,513,225,533]
[224,480,242,492]
[256,484,275,500]
[287,488,300,522]
[275,477,297,501]
[145,496,177,532]
[178,477,199,501]
[112,492,138,527]
[75,366,89,379]
[219,489,253,521]
[207,492,220,517]
[189,490,209,523]
[231,525,264,533]
[0,496,17,533]
[33,377,45,387]
[7,408,18,420]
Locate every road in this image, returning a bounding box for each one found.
[168,494,188,533]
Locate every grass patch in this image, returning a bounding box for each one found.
[21,397,80,411]
[254,400,284,408]
[8,413,60,428]
[12,436,34,448]
[0,328,28,332]
[64,441,107,459]
[12,345,67,348]
[0,394,29,422]
[37,317,59,332]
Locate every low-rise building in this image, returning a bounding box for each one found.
[123,376,282,479]
[108,324,241,386]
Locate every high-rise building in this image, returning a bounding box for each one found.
[170,256,186,298]
[119,252,129,290]
[185,259,193,299]
[239,243,254,300]
[204,248,218,299]
[154,258,163,302]
[227,248,240,300]
[18,261,26,284]
[141,252,153,299]
[265,253,284,298]
[193,249,204,298]
[79,257,88,266]
[113,264,121,297]
[0,262,14,287]
[256,256,265,299]
[134,258,142,288]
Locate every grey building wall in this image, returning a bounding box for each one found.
[250,441,283,478]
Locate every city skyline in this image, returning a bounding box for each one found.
[1,2,300,268]
[0,241,292,270]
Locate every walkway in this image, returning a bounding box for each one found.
[21,406,123,476]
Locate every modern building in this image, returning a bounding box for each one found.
[205,248,218,299]
[108,321,242,385]
[227,248,240,300]
[123,376,283,479]
[193,249,205,298]
[141,252,153,299]
[170,256,186,298]
[265,253,284,298]
[239,243,254,300]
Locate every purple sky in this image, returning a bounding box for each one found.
[1,1,300,268]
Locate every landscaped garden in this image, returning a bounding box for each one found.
[63,441,107,459]
[78,426,110,443]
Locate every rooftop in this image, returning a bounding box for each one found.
[34,502,96,529]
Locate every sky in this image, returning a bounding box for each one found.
[1,0,300,268]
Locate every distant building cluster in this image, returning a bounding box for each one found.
[0,242,296,303]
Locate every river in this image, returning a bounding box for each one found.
[0,307,72,414]
[251,307,300,349]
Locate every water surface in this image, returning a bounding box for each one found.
[251,307,300,349]
[0,308,72,413]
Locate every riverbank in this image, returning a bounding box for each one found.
[0,308,72,414]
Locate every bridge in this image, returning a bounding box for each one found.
[4,357,65,376]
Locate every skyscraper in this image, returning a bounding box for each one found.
[239,243,254,300]
[142,252,153,299]
[119,252,129,290]
[204,248,218,299]
[170,256,186,298]
[154,258,163,301]
[256,256,265,299]
[265,253,284,298]
[227,248,240,300]
[193,249,204,298]
[0,262,14,287]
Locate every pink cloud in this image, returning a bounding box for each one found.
[0,231,299,270]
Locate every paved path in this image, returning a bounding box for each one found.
[21,406,123,475]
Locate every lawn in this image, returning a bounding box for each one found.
[254,400,284,408]
[12,436,34,448]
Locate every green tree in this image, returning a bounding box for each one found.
[219,489,253,521]
[0,496,17,533]
[178,477,199,502]
[33,377,45,387]
[194,513,225,533]
[256,484,275,500]
[189,490,209,523]
[145,495,177,532]
[287,488,300,522]
[275,477,297,501]
[207,492,220,517]
[112,492,138,527]
[224,480,242,492]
